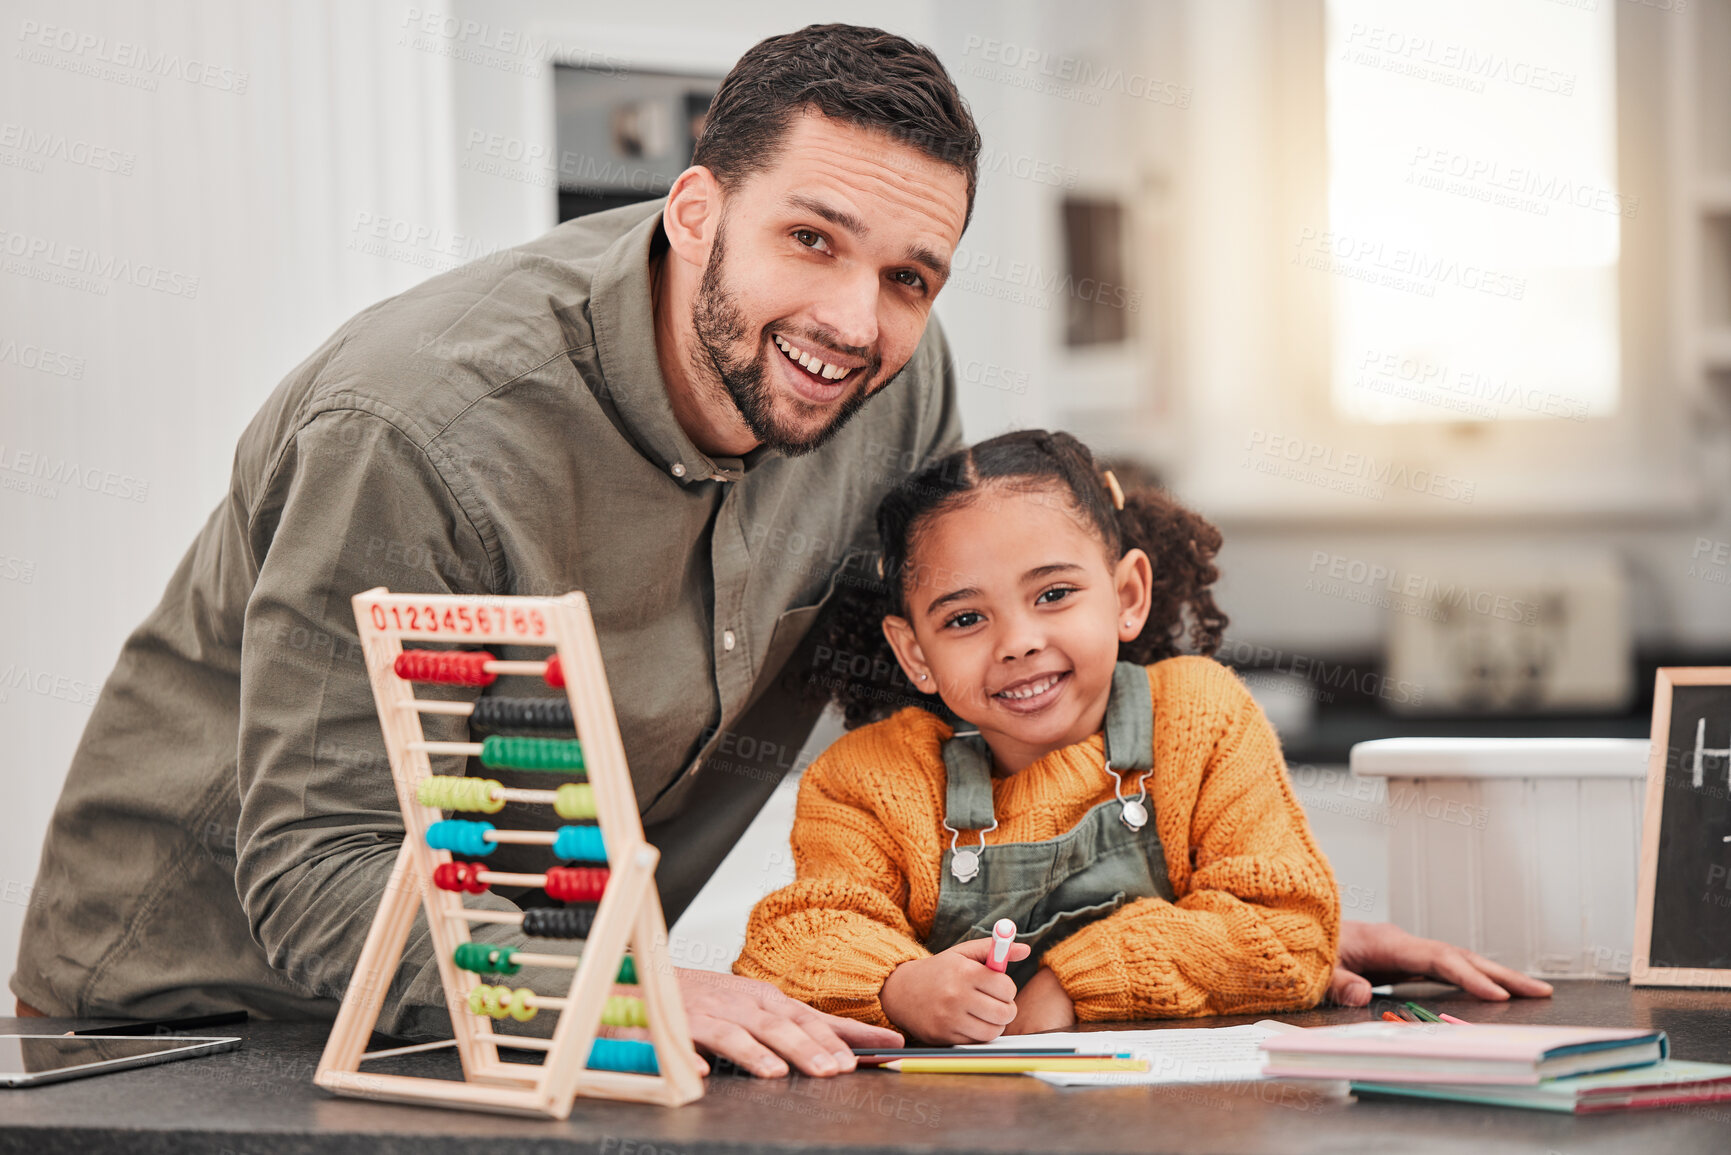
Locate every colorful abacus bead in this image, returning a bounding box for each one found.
[468,984,537,1022]
[450,944,638,985]
[480,735,585,772]
[520,905,596,940]
[603,995,647,1028]
[587,1038,658,1075]
[417,775,505,814]
[433,861,489,894]
[426,819,495,857]
[396,650,497,686]
[553,825,605,862]
[543,866,608,903]
[393,651,567,690]
[553,783,596,820]
[469,697,575,733]
[453,943,521,976]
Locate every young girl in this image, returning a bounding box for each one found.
[733,430,1339,1044]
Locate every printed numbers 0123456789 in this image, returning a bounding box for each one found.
[369,603,547,636]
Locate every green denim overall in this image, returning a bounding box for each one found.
[926,662,1177,987]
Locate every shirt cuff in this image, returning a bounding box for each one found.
[748,924,930,1029]
[1040,931,1138,1022]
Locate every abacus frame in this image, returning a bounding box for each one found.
[313,588,704,1117]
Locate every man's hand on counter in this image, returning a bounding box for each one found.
[1328,919,1555,1006]
[676,968,903,1078]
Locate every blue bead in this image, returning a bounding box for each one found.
[427,819,495,857]
[587,1037,658,1074]
[552,824,606,862]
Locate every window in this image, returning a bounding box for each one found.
[1324,0,1621,424]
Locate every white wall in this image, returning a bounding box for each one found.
[0,0,467,994]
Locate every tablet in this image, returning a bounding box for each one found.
[0,1034,242,1087]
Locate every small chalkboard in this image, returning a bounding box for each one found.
[1633,667,1731,986]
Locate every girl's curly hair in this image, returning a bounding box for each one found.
[805,429,1228,729]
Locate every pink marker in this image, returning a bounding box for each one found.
[987,918,1017,973]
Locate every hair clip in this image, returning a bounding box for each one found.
[1102,469,1126,512]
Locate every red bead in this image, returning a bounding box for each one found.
[434,861,488,894]
[395,650,497,686]
[544,653,565,688]
[543,865,608,902]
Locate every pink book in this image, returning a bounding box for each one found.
[1259,1022,1668,1085]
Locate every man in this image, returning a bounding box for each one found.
[11,24,1544,1080]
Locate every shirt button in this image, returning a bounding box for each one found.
[722,629,736,652]
[671,463,687,478]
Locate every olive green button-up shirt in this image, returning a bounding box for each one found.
[12,199,961,1036]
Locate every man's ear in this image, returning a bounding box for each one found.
[881,615,936,692]
[1115,548,1154,643]
[662,165,721,269]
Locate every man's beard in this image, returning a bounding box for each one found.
[688,222,891,457]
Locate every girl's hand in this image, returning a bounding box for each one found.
[1005,967,1076,1035]
[880,937,1032,1044]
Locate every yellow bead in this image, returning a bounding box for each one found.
[417,775,504,814]
[603,995,647,1028]
[554,782,595,820]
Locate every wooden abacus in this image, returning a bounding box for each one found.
[314,589,704,1117]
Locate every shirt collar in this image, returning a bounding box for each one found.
[589,200,772,485]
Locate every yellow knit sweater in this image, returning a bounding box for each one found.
[734,657,1340,1027]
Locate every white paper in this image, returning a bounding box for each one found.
[968,1021,1332,1089]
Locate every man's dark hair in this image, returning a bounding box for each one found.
[692,24,981,229]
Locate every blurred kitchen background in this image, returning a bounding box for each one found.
[4,0,1729,980]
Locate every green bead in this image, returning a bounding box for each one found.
[453,942,520,976]
[479,734,585,772]
[615,956,637,985]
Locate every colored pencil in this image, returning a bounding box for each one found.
[878,1057,1148,1074]
[858,1052,1127,1067]
[851,1047,1078,1057]
[1404,1002,1444,1023]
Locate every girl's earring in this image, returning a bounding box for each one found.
[918,673,928,681]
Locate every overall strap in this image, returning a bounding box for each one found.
[941,731,997,830]
[1103,662,1154,771]
[942,664,1151,829]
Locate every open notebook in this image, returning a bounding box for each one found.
[971,1022,1345,1090]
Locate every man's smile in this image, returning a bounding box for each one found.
[770,332,862,403]
[773,332,862,382]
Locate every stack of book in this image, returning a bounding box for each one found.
[1260,1021,1731,1113]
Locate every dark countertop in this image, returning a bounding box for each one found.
[6,981,1731,1154]
[1228,648,1719,766]
[1275,705,1652,766]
